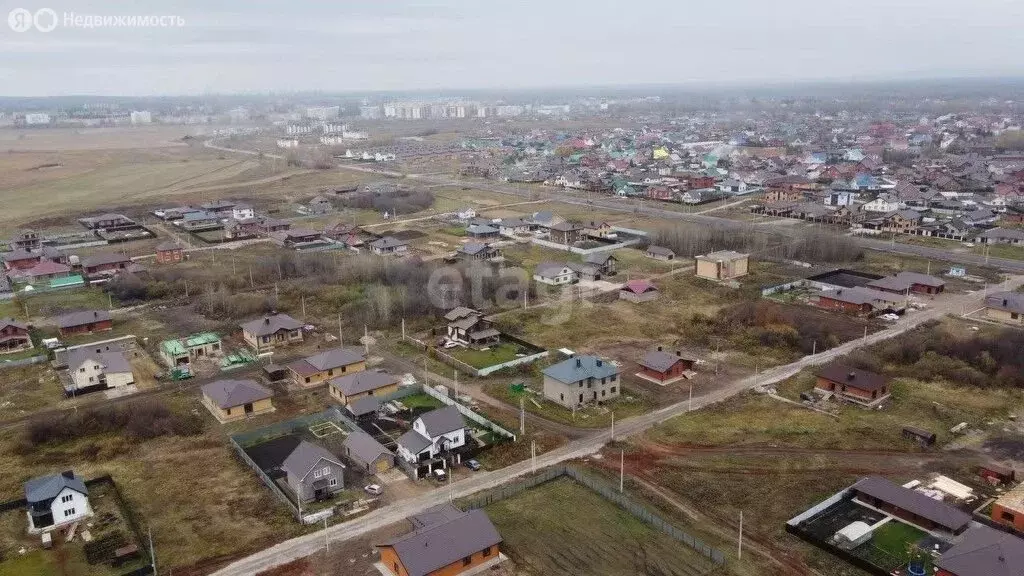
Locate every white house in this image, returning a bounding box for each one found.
[232,204,255,221]
[67,349,134,391]
[862,198,903,213]
[533,262,577,285]
[456,207,477,221]
[25,471,92,533]
[395,406,468,472]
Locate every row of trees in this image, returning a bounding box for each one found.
[337,188,434,215]
[650,225,864,264]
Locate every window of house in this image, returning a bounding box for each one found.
[328,370,333,376]
[61,494,73,503]
[79,367,86,373]
[1003,511,1016,522]
[313,469,323,479]
[88,376,94,383]
[610,387,617,394]
[462,557,472,567]
[305,377,311,383]
[578,394,583,403]
[483,547,492,557]
[610,374,617,382]
[321,466,331,476]
[601,390,606,397]
[64,508,76,517]
[560,393,564,401]
[329,478,338,487]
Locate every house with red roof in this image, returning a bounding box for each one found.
[619,279,659,303]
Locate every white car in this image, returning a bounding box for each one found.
[443,340,459,349]
[432,469,447,482]
[364,484,382,496]
[880,313,900,322]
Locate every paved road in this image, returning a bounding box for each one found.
[210,277,1024,576]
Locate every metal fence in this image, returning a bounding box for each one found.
[462,465,726,568]
[228,433,301,521]
[0,354,48,370]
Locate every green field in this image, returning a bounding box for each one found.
[867,521,931,571]
[485,478,719,576]
[484,381,655,429]
[448,342,526,369]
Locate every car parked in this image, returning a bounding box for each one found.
[432,468,447,482]
[464,459,481,471]
[364,484,382,496]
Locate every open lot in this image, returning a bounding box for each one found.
[485,477,721,576]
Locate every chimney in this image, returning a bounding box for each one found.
[576,358,582,368]
[596,359,603,367]
[657,345,663,352]
[264,317,270,325]
[676,350,682,357]
[847,372,856,381]
[61,470,74,480]
[1004,299,1009,307]
[93,311,98,318]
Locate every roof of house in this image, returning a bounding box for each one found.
[417,405,466,438]
[639,349,694,373]
[202,379,272,409]
[155,241,182,252]
[343,429,392,463]
[24,471,88,504]
[935,525,1024,576]
[467,224,499,235]
[534,262,571,278]
[290,347,365,376]
[696,250,748,262]
[329,370,397,396]
[894,271,945,288]
[443,306,478,322]
[240,313,303,337]
[56,309,111,329]
[981,227,1024,241]
[584,252,616,265]
[817,365,889,392]
[986,291,1024,315]
[65,349,132,375]
[369,236,408,250]
[622,279,657,295]
[281,440,344,480]
[0,317,28,331]
[852,476,971,532]
[1,249,40,262]
[396,429,432,455]
[9,260,72,278]
[543,355,619,384]
[380,506,502,576]
[347,396,383,417]
[81,252,131,268]
[647,245,675,256]
[458,242,491,255]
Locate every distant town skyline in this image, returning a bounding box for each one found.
[2,0,1023,97]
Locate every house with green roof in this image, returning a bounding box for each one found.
[159,332,222,367]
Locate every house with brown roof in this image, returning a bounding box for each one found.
[81,252,131,277]
[636,346,696,384]
[240,312,304,352]
[2,249,43,271]
[0,318,32,354]
[287,347,366,388]
[377,504,503,576]
[6,260,72,283]
[867,271,945,295]
[851,476,971,536]
[815,365,891,406]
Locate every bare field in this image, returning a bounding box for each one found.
[0,125,204,151]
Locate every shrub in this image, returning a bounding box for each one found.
[22,400,204,448]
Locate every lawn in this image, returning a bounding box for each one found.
[484,477,719,576]
[397,393,444,411]
[973,242,1024,261]
[867,521,931,572]
[7,288,119,322]
[448,342,528,369]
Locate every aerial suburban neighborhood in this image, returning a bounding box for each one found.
[4,6,1024,575]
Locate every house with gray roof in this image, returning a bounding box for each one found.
[287,346,366,388]
[985,291,1024,326]
[533,262,577,285]
[395,406,469,472]
[377,504,503,576]
[637,347,697,383]
[456,242,499,261]
[201,379,274,423]
[66,349,134,393]
[240,312,304,352]
[369,236,409,256]
[281,440,345,503]
[646,245,676,261]
[327,369,398,404]
[342,429,395,474]
[466,224,499,239]
[542,355,620,409]
[935,524,1024,576]
[852,476,971,535]
[25,470,91,533]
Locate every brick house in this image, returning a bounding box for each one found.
[984,291,1024,326]
[240,312,304,352]
[287,347,366,388]
[990,482,1024,534]
[377,504,503,576]
[815,365,891,406]
[637,347,695,382]
[56,310,113,337]
[867,271,945,295]
[851,476,971,536]
[154,242,184,264]
[2,249,43,271]
[935,525,1024,576]
[80,253,131,277]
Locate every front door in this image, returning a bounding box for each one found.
[244,403,254,414]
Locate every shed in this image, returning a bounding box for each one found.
[902,426,936,446]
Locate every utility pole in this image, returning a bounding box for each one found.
[863,325,868,341]
[184,280,189,299]
[148,526,157,576]
[738,511,744,560]
[519,397,525,435]
[301,295,306,319]
[688,382,693,412]
[324,517,329,552]
[610,411,615,440]
[401,317,406,341]
[338,314,343,345]
[249,266,254,288]
[363,325,369,355]
[454,370,459,399]
[531,440,536,473]
[812,340,817,355]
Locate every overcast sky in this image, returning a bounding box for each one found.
[1,0,1023,96]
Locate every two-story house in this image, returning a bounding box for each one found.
[281,440,346,503]
[25,471,92,533]
[395,405,469,474]
[533,262,577,285]
[0,318,32,354]
[542,355,621,409]
[66,349,134,392]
